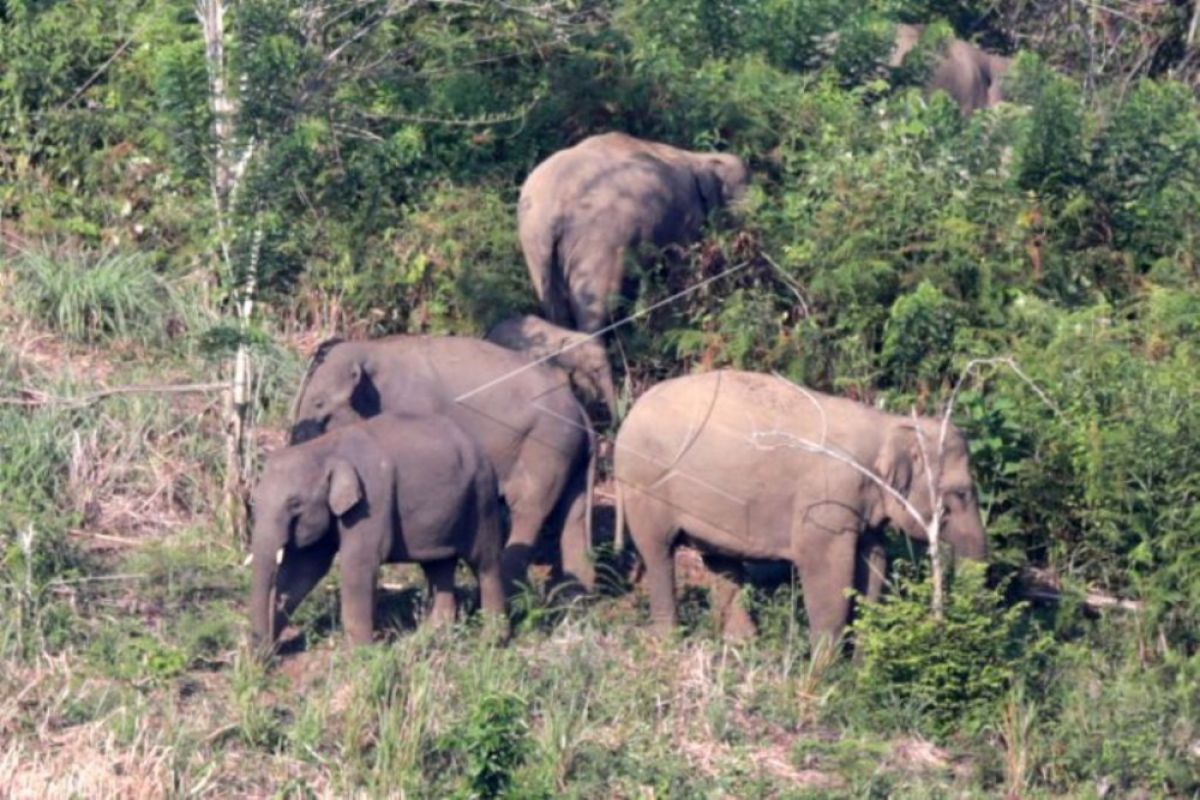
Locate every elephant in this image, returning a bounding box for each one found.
[612,370,987,646]
[518,132,751,333]
[249,413,506,650]
[889,23,1012,115]
[486,314,618,419]
[290,335,596,591]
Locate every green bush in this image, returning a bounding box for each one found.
[455,691,533,799]
[853,563,1046,738]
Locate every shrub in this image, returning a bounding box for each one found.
[456,691,533,799]
[853,562,1045,738]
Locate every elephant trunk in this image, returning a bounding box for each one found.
[599,369,618,421]
[946,509,988,563]
[249,544,283,654]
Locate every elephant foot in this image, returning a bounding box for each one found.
[721,608,757,643]
[478,612,511,647]
[650,617,678,639]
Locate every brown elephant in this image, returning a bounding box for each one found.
[613,370,987,646]
[890,23,1012,115]
[250,413,506,650]
[518,132,750,333]
[290,335,596,592]
[486,314,618,418]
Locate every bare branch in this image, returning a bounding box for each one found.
[0,382,231,409]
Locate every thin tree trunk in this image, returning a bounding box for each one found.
[197,0,255,543]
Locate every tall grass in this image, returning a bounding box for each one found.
[6,247,192,346]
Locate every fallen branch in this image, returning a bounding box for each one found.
[1020,568,1144,613]
[0,382,230,408]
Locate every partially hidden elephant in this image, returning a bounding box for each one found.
[290,335,596,590]
[890,23,1013,114]
[250,413,506,650]
[486,314,618,418]
[613,370,987,646]
[518,132,751,333]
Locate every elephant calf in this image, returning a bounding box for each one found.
[613,370,987,646]
[486,314,617,418]
[250,413,506,651]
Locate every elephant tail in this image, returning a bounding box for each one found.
[581,401,597,557]
[519,196,572,328]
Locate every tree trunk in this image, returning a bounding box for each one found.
[197,0,257,544]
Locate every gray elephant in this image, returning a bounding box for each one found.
[486,314,618,418]
[613,370,987,646]
[518,132,751,333]
[250,413,506,650]
[890,23,1012,115]
[290,335,596,591]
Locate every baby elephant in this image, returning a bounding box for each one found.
[249,413,506,651]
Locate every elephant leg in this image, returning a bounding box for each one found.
[702,553,755,642]
[623,487,679,634]
[499,440,574,592]
[339,552,380,646]
[856,530,888,606]
[545,461,595,593]
[795,529,858,652]
[851,531,887,663]
[564,240,625,334]
[468,555,509,644]
[276,537,338,633]
[422,559,458,628]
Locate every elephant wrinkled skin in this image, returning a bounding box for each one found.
[518,132,750,332]
[250,413,506,650]
[291,335,596,591]
[486,314,618,418]
[613,370,987,645]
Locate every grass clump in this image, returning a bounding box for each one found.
[8,247,188,346]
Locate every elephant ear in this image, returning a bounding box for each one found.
[327,458,363,517]
[879,425,920,495]
[693,165,723,215]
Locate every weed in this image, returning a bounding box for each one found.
[7,247,192,346]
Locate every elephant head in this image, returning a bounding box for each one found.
[693,152,751,213]
[249,445,363,651]
[290,339,381,444]
[485,315,618,417]
[873,419,987,561]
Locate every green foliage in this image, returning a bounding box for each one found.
[8,247,190,345]
[881,280,958,387]
[853,563,1046,738]
[1035,628,1200,795]
[1011,54,1087,199]
[455,692,532,799]
[312,182,532,335]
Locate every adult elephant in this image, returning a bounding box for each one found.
[889,23,1013,115]
[290,336,596,591]
[613,370,987,646]
[518,132,750,333]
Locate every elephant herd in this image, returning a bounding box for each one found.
[250,31,1010,655]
